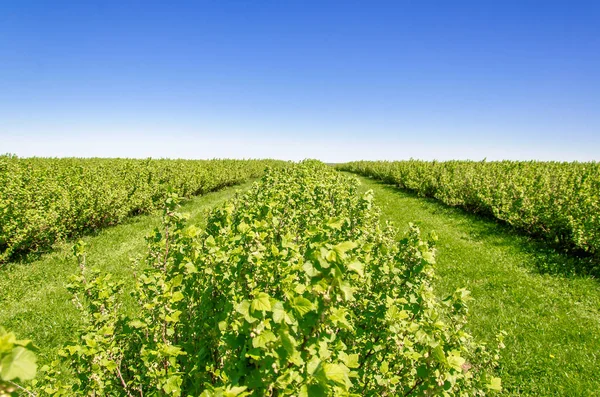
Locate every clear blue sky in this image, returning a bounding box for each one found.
[1,1,598,161]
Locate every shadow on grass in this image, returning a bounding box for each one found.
[370,180,599,280]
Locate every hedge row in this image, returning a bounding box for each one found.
[37,161,502,396]
[338,160,600,255]
[0,156,284,262]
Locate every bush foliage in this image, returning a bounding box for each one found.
[29,161,503,396]
[0,327,38,397]
[339,160,600,257]
[0,156,283,262]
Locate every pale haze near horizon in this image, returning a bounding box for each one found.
[3,130,598,162]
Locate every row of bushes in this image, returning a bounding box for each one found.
[0,156,284,262]
[23,161,503,395]
[338,160,600,256]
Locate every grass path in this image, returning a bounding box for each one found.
[348,173,600,396]
[0,180,255,364]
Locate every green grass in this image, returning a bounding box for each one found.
[346,173,600,396]
[0,180,255,365]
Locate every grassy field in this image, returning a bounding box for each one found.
[346,173,600,396]
[0,180,255,364]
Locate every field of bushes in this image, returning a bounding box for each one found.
[0,156,283,262]
[338,160,600,259]
[1,161,504,396]
[2,158,599,396]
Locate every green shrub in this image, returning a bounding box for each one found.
[339,160,600,258]
[0,157,284,263]
[38,161,503,396]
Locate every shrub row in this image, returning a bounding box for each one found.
[32,161,502,396]
[338,160,600,256]
[0,156,283,262]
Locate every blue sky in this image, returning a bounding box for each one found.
[1,1,598,161]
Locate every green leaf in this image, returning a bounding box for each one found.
[317,363,351,389]
[487,377,502,391]
[379,360,389,374]
[184,262,198,274]
[447,352,466,371]
[432,345,446,364]
[272,301,294,324]
[292,297,315,316]
[171,274,183,288]
[326,217,345,229]
[224,385,250,397]
[0,330,17,354]
[251,292,272,312]
[102,359,117,371]
[329,308,353,331]
[163,375,182,394]
[272,301,285,323]
[0,346,37,381]
[333,241,357,257]
[237,222,250,234]
[339,282,355,301]
[129,320,145,328]
[252,331,277,348]
[205,235,216,247]
[346,260,364,277]
[422,251,435,264]
[236,300,257,324]
[307,356,321,375]
[303,262,321,278]
[236,300,251,316]
[218,321,228,332]
[279,330,297,353]
[342,353,360,369]
[171,291,185,302]
[161,345,184,357]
